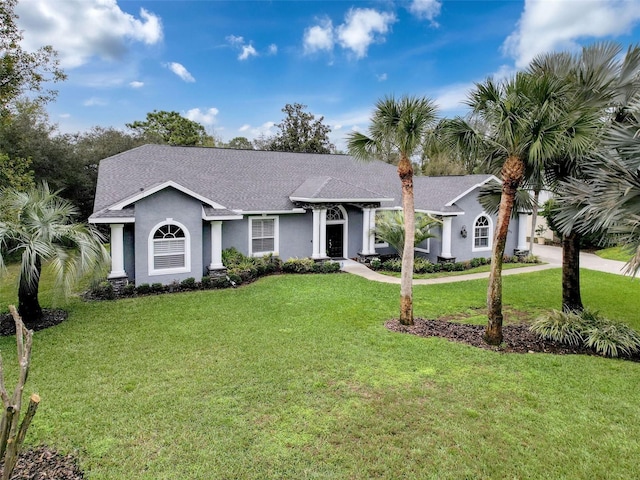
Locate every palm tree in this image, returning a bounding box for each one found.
[373,211,440,257]
[555,101,640,276]
[528,42,640,311]
[0,183,109,325]
[446,72,597,344]
[347,95,439,325]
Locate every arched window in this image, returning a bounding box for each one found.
[149,221,190,275]
[326,206,344,221]
[473,215,492,251]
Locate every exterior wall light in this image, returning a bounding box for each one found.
[460,226,467,238]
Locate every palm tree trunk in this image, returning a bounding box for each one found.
[486,156,525,345]
[18,257,42,326]
[562,230,583,313]
[398,156,415,326]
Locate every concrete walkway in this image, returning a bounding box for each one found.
[340,244,630,285]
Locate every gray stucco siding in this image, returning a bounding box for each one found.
[133,188,203,286]
[124,224,135,281]
[278,212,313,259]
[345,206,363,259]
[221,219,247,255]
[221,213,313,260]
[449,192,518,262]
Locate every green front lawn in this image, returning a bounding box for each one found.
[1,267,639,479]
[596,245,633,262]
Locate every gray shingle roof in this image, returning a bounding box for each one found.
[289,176,392,202]
[91,145,494,217]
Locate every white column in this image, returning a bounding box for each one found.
[440,216,453,258]
[319,208,327,258]
[517,213,529,251]
[209,221,224,269]
[312,209,321,258]
[368,208,376,254]
[361,207,371,255]
[108,224,127,278]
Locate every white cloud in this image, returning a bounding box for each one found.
[337,8,396,58]
[303,19,334,54]
[268,44,278,55]
[303,9,395,59]
[129,81,144,88]
[59,113,71,119]
[83,97,107,107]
[408,0,442,25]
[504,0,640,68]
[239,122,276,139]
[226,35,245,45]
[433,82,474,112]
[165,62,195,82]
[15,0,163,68]
[239,44,258,61]
[185,107,219,126]
[226,35,261,60]
[376,73,388,82]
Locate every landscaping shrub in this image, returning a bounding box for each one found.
[382,258,402,272]
[320,261,341,273]
[122,283,136,296]
[530,310,585,346]
[470,257,483,268]
[282,257,315,273]
[221,247,246,267]
[201,276,212,289]
[413,257,432,274]
[136,283,151,295]
[91,281,115,300]
[180,277,197,290]
[151,283,164,293]
[371,255,538,276]
[530,309,640,357]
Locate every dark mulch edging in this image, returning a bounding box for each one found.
[2,446,84,479]
[0,310,68,336]
[386,317,640,361]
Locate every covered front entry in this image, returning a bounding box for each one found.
[325,206,347,258]
[326,224,344,258]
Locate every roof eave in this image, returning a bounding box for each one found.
[108,180,227,211]
[289,196,393,203]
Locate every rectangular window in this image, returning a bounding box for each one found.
[153,239,186,270]
[250,217,278,256]
[474,227,489,248]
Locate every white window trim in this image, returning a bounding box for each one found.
[249,216,279,257]
[472,213,493,252]
[148,219,191,276]
[415,238,431,254]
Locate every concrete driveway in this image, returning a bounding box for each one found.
[532,244,630,276]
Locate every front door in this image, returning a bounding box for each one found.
[326,224,344,258]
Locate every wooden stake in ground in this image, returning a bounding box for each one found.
[0,306,40,480]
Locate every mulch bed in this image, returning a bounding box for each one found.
[0,309,68,336]
[386,316,640,361]
[2,446,84,480]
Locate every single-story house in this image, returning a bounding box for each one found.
[90,145,528,286]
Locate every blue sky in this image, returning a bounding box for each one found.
[15,0,640,150]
